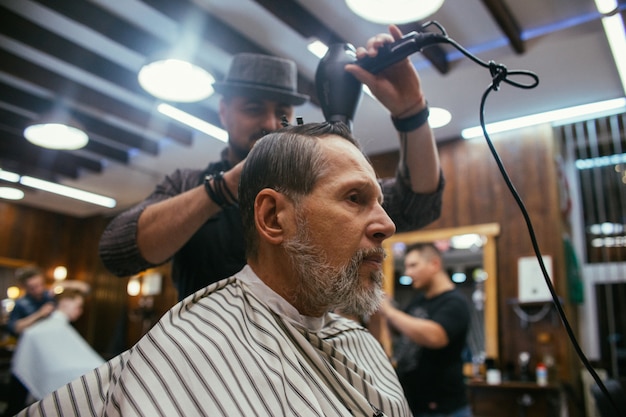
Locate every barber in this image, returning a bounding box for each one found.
[99,24,444,301]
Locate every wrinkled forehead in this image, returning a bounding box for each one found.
[318,135,375,174]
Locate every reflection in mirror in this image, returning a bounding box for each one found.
[378,224,500,362]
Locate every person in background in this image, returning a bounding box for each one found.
[6,267,55,336]
[99,24,444,301]
[3,266,55,416]
[17,121,412,416]
[378,243,472,417]
[11,287,104,401]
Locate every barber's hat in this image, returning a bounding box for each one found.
[213,53,309,106]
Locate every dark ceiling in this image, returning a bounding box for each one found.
[0,0,623,216]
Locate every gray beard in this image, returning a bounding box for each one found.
[282,216,385,317]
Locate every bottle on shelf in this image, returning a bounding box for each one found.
[536,362,548,386]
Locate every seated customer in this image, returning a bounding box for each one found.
[11,287,104,401]
[16,122,412,417]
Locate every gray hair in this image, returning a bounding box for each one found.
[239,122,362,259]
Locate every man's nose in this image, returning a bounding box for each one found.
[370,204,396,242]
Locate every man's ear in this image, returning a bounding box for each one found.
[431,256,443,271]
[254,189,291,245]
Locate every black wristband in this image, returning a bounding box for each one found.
[204,174,225,207]
[205,171,238,209]
[391,105,430,132]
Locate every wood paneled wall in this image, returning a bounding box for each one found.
[371,124,579,382]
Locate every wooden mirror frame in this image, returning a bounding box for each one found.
[377,223,501,360]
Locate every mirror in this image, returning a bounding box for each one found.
[377,223,500,361]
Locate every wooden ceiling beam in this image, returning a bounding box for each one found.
[0,157,75,181]
[0,82,160,156]
[0,129,104,174]
[0,10,143,97]
[24,0,230,129]
[253,0,450,74]
[0,51,193,149]
[0,14,203,151]
[0,108,131,165]
[480,0,525,53]
[396,22,450,74]
[252,0,344,46]
[0,139,76,180]
[32,0,171,58]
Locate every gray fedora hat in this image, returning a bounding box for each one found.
[213,53,309,106]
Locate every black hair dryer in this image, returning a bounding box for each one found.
[315,43,363,131]
[316,30,449,130]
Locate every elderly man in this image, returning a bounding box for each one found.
[99,24,443,301]
[17,122,412,417]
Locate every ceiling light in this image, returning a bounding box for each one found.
[599,12,626,94]
[461,97,626,139]
[593,0,626,93]
[346,0,444,24]
[0,169,20,183]
[19,176,116,208]
[307,40,329,59]
[138,58,215,102]
[158,103,228,142]
[594,0,618,14]
[24,122,88,150]
[429,107,452,128]
[0,187,24,200]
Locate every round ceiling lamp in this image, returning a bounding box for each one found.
[24,122,88,150]
[345,0,444,24]
[429,107,452,128]
[138,58,215,102]
[0,186,25,200]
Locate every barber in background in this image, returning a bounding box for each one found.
[3,266,55,416]
[12,287,104,401]
[99,24,444,301]
[379,243,472,417]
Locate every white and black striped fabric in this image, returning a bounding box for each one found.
[17,266,411,417]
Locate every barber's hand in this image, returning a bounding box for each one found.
[38,302,55,318]
[345,24,426,119]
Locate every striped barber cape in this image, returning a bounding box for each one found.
[17,265,411,417]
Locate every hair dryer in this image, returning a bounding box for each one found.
[315,31,448,130]
[315,43,363,131]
